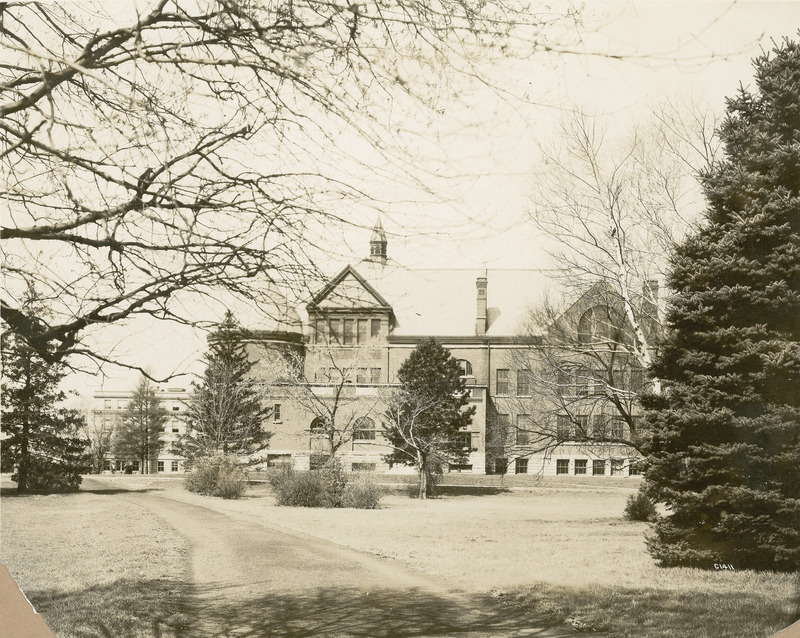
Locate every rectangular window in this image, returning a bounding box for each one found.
[556,459,569,475]
[593,459,606,476]
[556,415,570,441]
[266,454,292,468]
[574,459,587,475]
[103,459,112,471]
[515,458,528,474]
[356,368,367,384]
[610,459,624,476]
[629,368,645,392]
[343,318,355,345]
[172,401,180,411]
[172,460,179,472]
[458,432,473,450]
[273,404,281,422]
[496,369,510,395]
[371,318,381,339]
[104,399,112,409]
[516,415,533,445]
[357,319,368,344]
[329,318,342,344]
[575,415,589,440]
[316,319,326,344]
[557,370,569,397]
[157,461,164,472]
[610,417,625,440]
[449,464,473,473]
[629,459,642,475]
[575,371,589,397]
[131,460,140,472]
[172,427,180,433]
[495,413,510,446]
[516,371,532,396]
[353,426,376,440]
[370,368,381,384]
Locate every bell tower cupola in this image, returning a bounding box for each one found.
[369,217,388,264]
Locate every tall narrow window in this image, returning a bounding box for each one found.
[356,368,367,384]
[370,368,381,384]
[273,404,282,422]
[316,319,326,344]
[516,414,533,445]
[574,415,589,440]
[357,319,368,344]
[517,371,532,396]
[556,415,570,441]
[496,369,510,395]
[370,318,381,339]
[329,318,342,344]
[343,318,355,345]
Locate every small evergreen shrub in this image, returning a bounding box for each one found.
[342,472,383,509]
[13,456,84,493]
[320,457,348,507]
[185,453,248,499]
[624,490,658,522]
[270,466,328,507]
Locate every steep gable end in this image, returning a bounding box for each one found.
[308,266,392,311]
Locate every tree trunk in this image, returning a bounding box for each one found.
[417,452,427,500]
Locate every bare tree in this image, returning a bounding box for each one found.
[0,0,577,374]
[263,345,385,460]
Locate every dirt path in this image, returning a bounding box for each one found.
[85,477,574,637]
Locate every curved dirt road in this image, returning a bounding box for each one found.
[85,477,573,637]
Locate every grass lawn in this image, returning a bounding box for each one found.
[0,479,190,638]
[2,473,798,638]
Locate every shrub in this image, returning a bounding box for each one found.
[342,472,383,509]
[270,466,328,507]
[13,456,83,493]
[624,490,658,522]
[319,457,348,507]
[185,453,248,499]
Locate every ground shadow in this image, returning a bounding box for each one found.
[25,579,577,638]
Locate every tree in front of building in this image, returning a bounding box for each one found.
[177,313,272,464]
[641,39,800,571]
[113,377,168,474]
[384,339,476,498]
[1,291,89,492]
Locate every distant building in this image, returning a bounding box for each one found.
[90,387,189,473]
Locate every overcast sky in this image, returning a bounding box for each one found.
[77,0,800,394]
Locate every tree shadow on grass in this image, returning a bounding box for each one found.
[27,579,577,638]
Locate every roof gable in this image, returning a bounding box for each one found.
[308,266,392,312]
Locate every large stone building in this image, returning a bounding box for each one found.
[249,220,648,476]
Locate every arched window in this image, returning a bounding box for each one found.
[577,306,624,345]
[353,417,376,440]
[310,417,328,434]
[456,359,473,377]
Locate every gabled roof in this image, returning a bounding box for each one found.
[307,265,393,312]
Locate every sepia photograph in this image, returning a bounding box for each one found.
[1,1,799,636]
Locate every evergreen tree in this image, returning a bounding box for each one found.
[1,291,89,492]
[113,376,168,474]
[642,39,800,571]
[177,312,272,463]
[384,339,476,498]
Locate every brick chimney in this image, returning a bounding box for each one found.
[476,276,488,335]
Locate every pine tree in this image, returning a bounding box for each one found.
[384,339,476,498]
[112,376,168,474]
[177,312,272,463]
[1,291,89,492]
[642,39,800,571]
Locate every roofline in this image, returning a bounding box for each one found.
[307,264,394,311]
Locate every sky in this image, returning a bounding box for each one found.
[71,0,800,395]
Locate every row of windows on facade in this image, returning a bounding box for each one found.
[513,457,641,475]
[495,368,644,397]
[103,399,182,411]
[102,459,181,472]
[309,416,477,449]
[496,413,633,445]
[314,317,383,345]
[313,367,382,384]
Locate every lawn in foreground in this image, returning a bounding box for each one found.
[0,481,190,638]
[158,476,800,638]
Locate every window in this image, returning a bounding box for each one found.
[273,404,282,422]
[315,319,326,344]
[449,464,473,473]
[610,417,626,440]
[104,399,112,409]
[556,415,570,441]
[371,318,381,339]
[515,458,529,474]
[343,318,355,345]
[516,370,532,396]
[356,368,367,384]
[574,415,589,440]
[357,319,368,344]
[458,432,474,450]
[352,463,376,472]
[267,454,292,468]
[103,459,112,471]
[172,401,180,411]
[496,369,510,395]
[456,359,473,377]
[117,400,126,409]
[575,370,589,397]
[516,415,533,445]
[158,461,165,472]
[353,417,376,440]
[593,459,606,476]
[610,459,624,476]
[574,459,587,475]
[329,319,342,344]
[577,306,624,345]
[556,459,569,475]
[629,459,642,475]
[131,460,140,472]
[172,460,179,472]
[311,417,327,434]
[172,427,180,433]
[370,368,381,384]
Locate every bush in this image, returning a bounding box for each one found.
[342,472,383,509]
[185,453,248,499]
[13,456,83,493]
[624,490,658,522]
[270,461,382,509]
